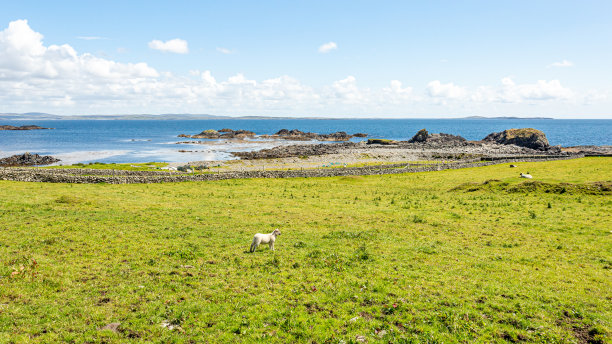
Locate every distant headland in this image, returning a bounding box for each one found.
[1,112,559,121]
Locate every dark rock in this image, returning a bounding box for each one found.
[0,153,60,166]
[353,133,368,137]
[322,131,351,141]
[426,133,467,145]
[367,139,397,145]
[192,129,220,138]
[0,125,52,130]
[483,128,550,151]
[406,129,467,146]
[263,129,354,141]
[408,129,429,143]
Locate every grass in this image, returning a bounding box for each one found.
[0,157,610,343]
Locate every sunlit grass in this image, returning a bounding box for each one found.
[0,158,610,343]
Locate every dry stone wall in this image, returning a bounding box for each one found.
[0,155,582,184]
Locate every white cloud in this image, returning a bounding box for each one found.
[471,77,574,103]
[216,47,232,54]
[0,19,158,81]
[426,80,467,99]
[499,77,573,102]
[548,60,573,68]
[318,41,337,53]
[148,38,189,54]
[0,20,607,117]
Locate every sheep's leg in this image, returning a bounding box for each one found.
[269,242,274,251]
[250,241,257,252]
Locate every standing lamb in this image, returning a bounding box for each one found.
[250,229,281,252]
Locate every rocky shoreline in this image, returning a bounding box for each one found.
[229,128,564,160]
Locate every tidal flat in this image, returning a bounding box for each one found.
[0,158,610,343]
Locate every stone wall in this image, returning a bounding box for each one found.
[0,155,583,184]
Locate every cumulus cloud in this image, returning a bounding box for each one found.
[148,38,189,54]
[499,77,573,101]
[426,81,467,99]
[0,19,158,81]
[548,60,573,68]
[318,41,337,53]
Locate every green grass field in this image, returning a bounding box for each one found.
[1,158,610,343]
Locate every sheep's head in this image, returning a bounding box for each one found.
[273,229,281,236]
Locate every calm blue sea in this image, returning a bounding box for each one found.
[0,119,610,164]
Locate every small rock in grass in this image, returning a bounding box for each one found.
[355,335,367,343]
[161,320,183,332]
[100,322,120,332]
[377,329,387,337]
[350,316,360,323]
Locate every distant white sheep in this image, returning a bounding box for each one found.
[520,172,532,179]
[250,229,281,252]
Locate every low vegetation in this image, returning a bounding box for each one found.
[1,158,610,343]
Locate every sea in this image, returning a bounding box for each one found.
[0,119,610,164]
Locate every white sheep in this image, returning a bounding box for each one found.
[250,229,281,252]
[520,172,532,179]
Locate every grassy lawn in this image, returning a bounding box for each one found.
[0,158,610,343]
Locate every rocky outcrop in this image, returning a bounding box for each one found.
[407,128,468,145]
[426,133,468,145]
[483,128,550,151]
[367,139,398,145]
[232,142,358,159]
[260,129,355,141]
[179,129,256,139]
[178,128,365,142]
[0,125,52,130]
[408,129,429,143]
[0,152,60,166]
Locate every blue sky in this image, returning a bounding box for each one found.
[1,1,611,117]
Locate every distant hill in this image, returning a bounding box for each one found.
[463,116,554,120]
[0,113,307,120]
[1,113,557,120]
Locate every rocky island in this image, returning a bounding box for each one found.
[177,128,367,141]
[0,124,52,130]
